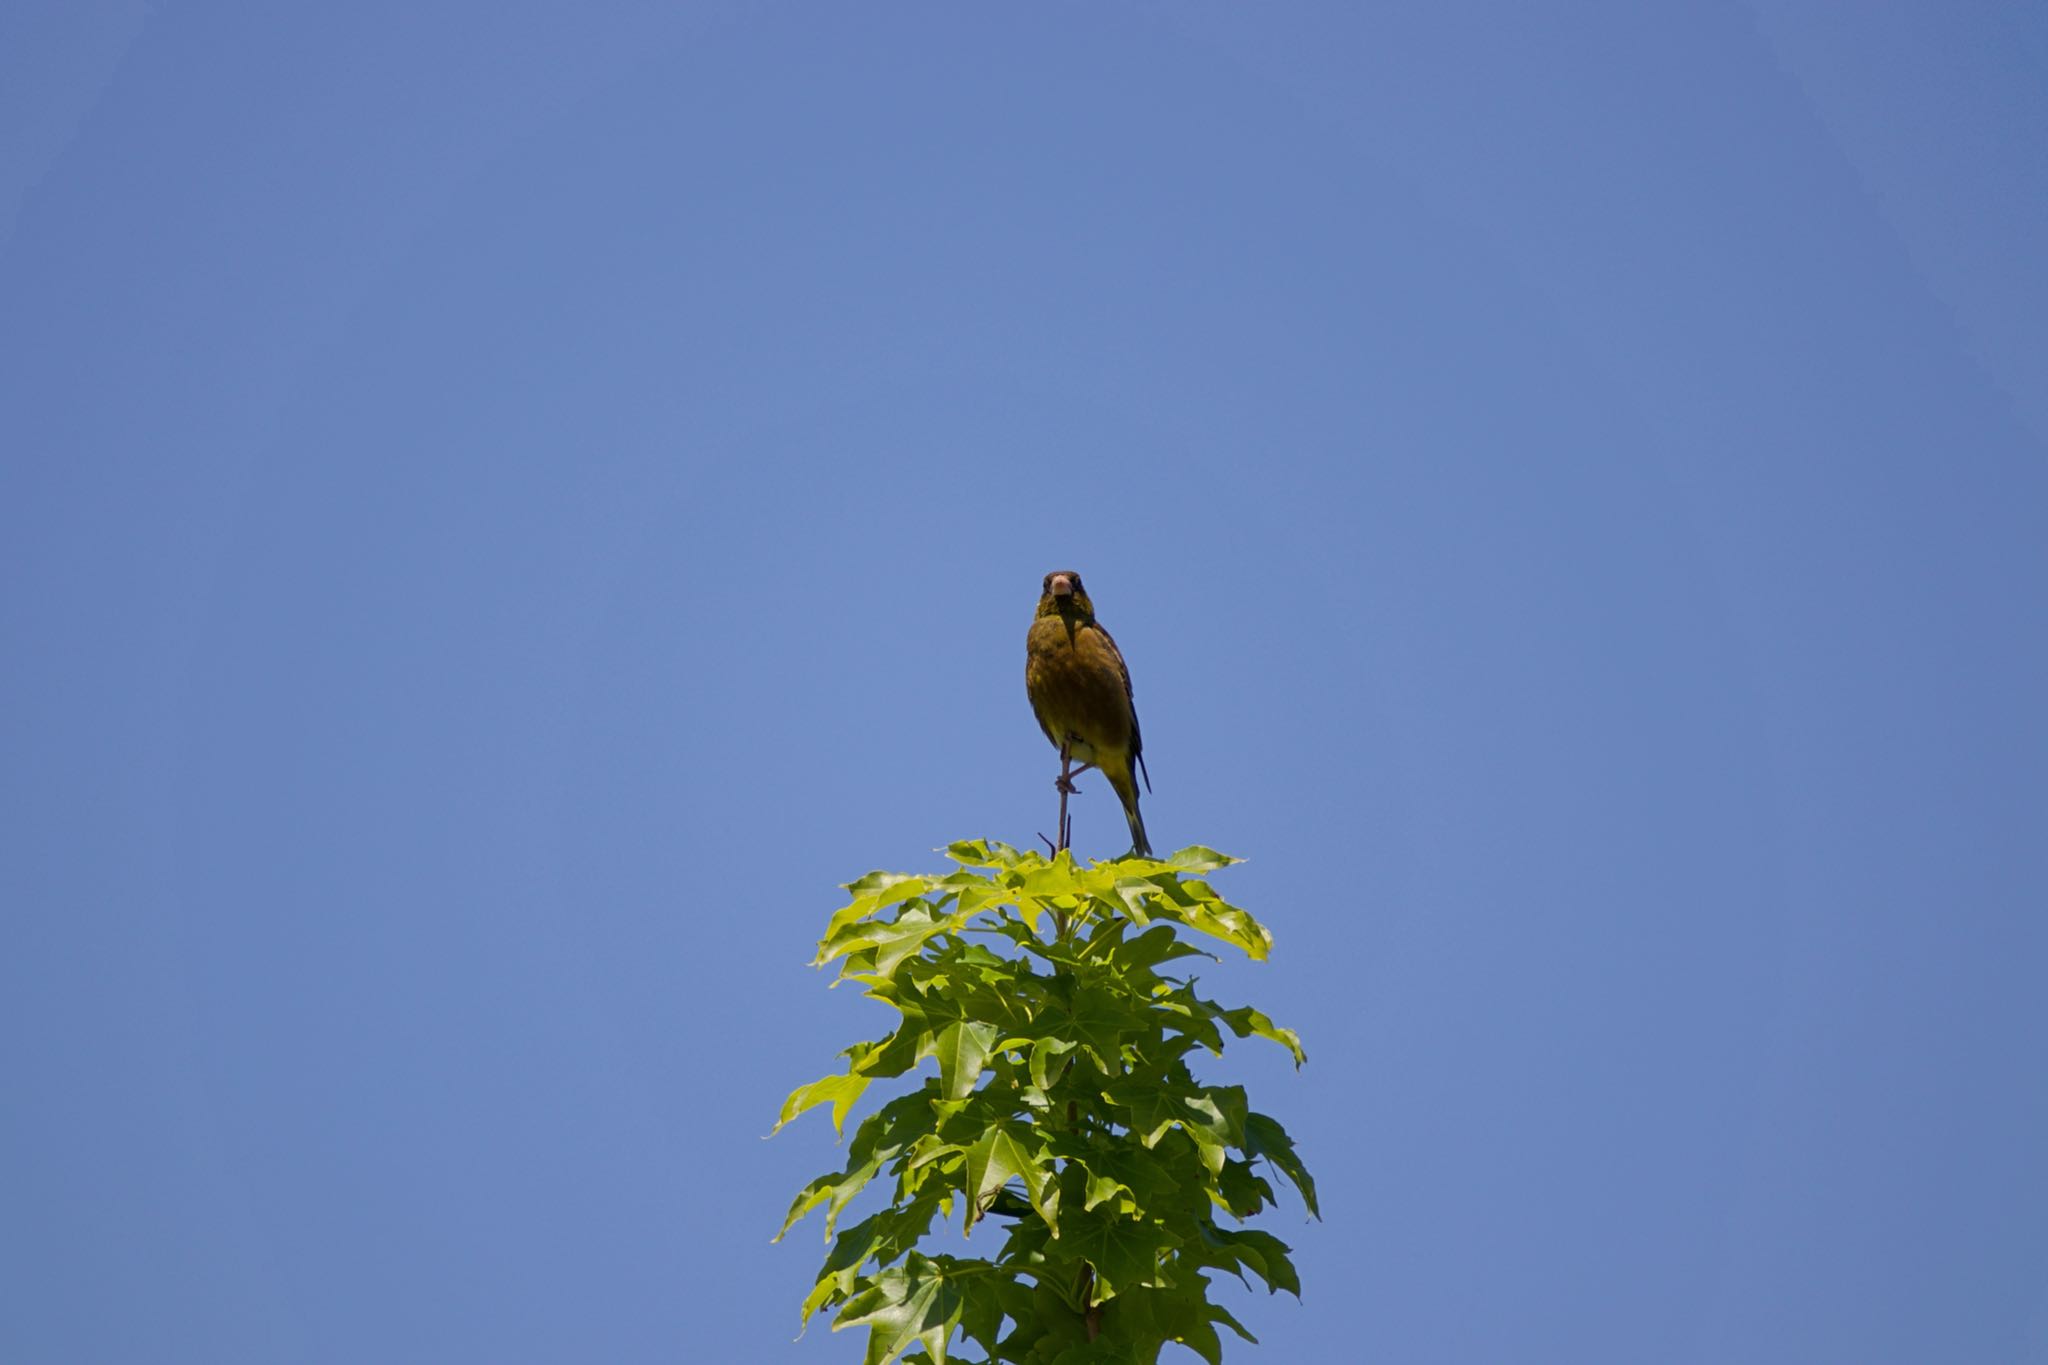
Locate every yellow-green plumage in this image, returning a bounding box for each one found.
[1025,570,1152,857]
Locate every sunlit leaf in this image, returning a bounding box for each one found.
[1166,846,1242,873]
[933,1020,999,1101]
[962,1124,1050,1231]
[773,1072,871,1137]
[834,1254,970,1365]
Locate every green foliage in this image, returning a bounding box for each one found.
[775,840,1317,1364]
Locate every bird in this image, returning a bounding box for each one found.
[1025,570,1152,857]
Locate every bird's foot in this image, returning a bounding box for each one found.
[1053,761,1097,795]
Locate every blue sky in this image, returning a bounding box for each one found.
[4,4,2045,1361]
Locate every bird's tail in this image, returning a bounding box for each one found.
[1109,769,1152,859]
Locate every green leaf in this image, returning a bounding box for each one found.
[852,1014,934,1081]
[775,1146,888,1245]
[772,1071,871,1137]
[1107,923,1204,973]
[1166,846,1241,873]
[798,1196,949,1330]
[1220,1005,1307,1067]
[1029,1036,1079,1091]
[1082,1168,1128,1213]
[1207,1301,1257,1344]
[777,1171,844,1244]
[962,1124,1050,1231]
[1061,1207,1177,1299]
[824,874,936,945]
[933,1020,999,1101]
[782,1088,952,1246]
[1170,1316,1223,1365]
[942,838,1030,868]
[1194,1086,1248,1148]
[1198,1225,1301,1297]
[1019,853,1084,899]
[1178,1090,1246,1177]
[1214,1159,1276,1219]
[1113,875,1273,962]
[1170,896,1272,961]
[1120,1087,1182,1149]
[843,869,928,898]
[834,1254,971,1365]
[820,901,959,974]
[1151,984,1228,1056]
[1244,1112,1320,1218]
[1060,1134,1191,1219]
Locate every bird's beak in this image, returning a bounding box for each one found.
[1050,575,1074,598]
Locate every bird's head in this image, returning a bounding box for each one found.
[1037,570,1095,621]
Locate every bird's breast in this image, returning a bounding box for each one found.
[1026,619,1132,754]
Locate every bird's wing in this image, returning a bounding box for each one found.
[1095,623,1150,792]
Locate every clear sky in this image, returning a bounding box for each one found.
[4,4,2045,1362]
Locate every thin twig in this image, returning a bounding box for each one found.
[1052,742,1075,938]
[1056,746,1072,855]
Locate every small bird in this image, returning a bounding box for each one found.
[1025,570,1152,857]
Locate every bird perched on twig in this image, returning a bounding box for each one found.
[1025,570,1152,857]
